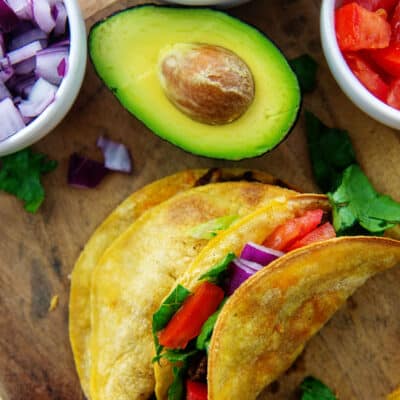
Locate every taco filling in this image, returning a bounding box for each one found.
[152,207,335,400]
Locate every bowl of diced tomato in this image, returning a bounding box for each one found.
[321,0,400,128]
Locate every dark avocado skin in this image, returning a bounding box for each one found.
[88,4,301,160]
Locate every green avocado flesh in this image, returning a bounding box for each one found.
[89,5,301,160]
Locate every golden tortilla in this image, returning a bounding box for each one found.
[88,181,297,400]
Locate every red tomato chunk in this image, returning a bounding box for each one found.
[387,78,400,107]
[370,45,400,76]
[342,0,397,12]
[186,380,208,400]
[335,3,391,51]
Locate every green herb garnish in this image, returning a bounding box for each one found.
[300,376,337,400]
[196,298,227,352]
[0,148,57,213]
[152,284,191,359]
[289,54,318,93]
[305,112,400,235]
[168,365,187,400]
[189,215,239,239]
[198,253,236,284]
[305,111,356,192]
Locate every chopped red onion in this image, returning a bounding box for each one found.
[0,97,25,141]
[224,258,260,296]
[32,0,56,33]
[18,77,57,117]
[0,32,4,58]
[52,2,67,36]
[7,0,33,20]
[68,153,109,188]
[7,40,43,65]
[240,242,284,265]
[0,81,11,101]
[0,61,14,82]
[97,136,132,173]
[0,0,19,32]
[14,56,36,74]
[9,74,36,97]
[8,28,47,51]
[35,47,68,84]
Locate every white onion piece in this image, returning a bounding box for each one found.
[8,28,47,51]
[18,77,57,117]
[0,81,11,101]
[0,97,25,141]
[35,47,68,84]
[97,136,132,173]
[53,2,67,36]
[7,40,43,65]
[32,0,55,33]
[7,0,33,20]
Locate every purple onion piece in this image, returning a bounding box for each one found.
[32,0,56,33]
[8,28,48,51]
[0,81,11,101]
[0,0,19,32]
[7,40,43,65]
[9,74,37,97]
[0,97,25,141]
[18,77,57,117]
[35,47,68,84]
[49,39,70,48]
[14,56,36,74]
[0,60,14,82]
[68,153,109,188]
[97,136,132,173]
[53,2,67,36]
[7,0,33,20]
[240,242,284,265]
[0,32,4,58]
[224,258,258,296]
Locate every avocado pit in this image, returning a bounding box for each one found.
[158,43,255,125]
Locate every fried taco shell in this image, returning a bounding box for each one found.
[88,181,297,400]
[69,168,290,396]
[153,196,400,400]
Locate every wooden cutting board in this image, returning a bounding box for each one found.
[0,1,399,399]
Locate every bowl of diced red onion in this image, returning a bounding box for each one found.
[321,0,400,129]
[0,0,86,156]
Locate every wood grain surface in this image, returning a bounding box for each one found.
[0,0,399,399]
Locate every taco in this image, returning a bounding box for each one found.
[152,195,400,400]
[69,168,292,396]
[86,179,298,400]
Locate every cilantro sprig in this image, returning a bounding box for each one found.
[306,112,400,235]
[0,148,58,213]
[289,54,318,94]
[300,376,337,400]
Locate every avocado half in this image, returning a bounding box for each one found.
[89,5,301,160]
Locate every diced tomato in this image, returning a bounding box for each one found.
[335,3,391,51]
[158,282,224,349]
[342,0,397,12]
[262,209,324,251]
[186,380,208,400]
[386,78,400,108]
[285,223,336,251]
[391,1,400,43]
[370,44,400,77]
[345,52,389,100]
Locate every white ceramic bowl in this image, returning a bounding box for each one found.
[0,0,87,157]
[321,0,400,129]
[161,0,252,7]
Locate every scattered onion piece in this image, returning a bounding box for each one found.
[67,153,109,189]
[0,97,25,141]
[97,136,132,173]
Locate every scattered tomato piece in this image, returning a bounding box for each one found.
[370,44,400,77]
[342,0,397,12]
[158,282,224,349]
[186,380,208,400]
[285,222,336,251]
[345,52,389,100]
[335,3,391,51]
[386,78,400,108]
[263,209,324,251]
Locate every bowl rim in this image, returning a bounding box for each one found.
[0,0,87,156]
[320,0,400,129]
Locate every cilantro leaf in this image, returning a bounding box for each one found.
[196,298,227,352]
[289,54,318,93]
[300,376,337,400]
[168,365,186,400]
[188,215,239,239]
[0,148,57,213]
[152,285,191,359]
[329,165,400,234]
[198,253,236,284]
[305,111,356,192]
